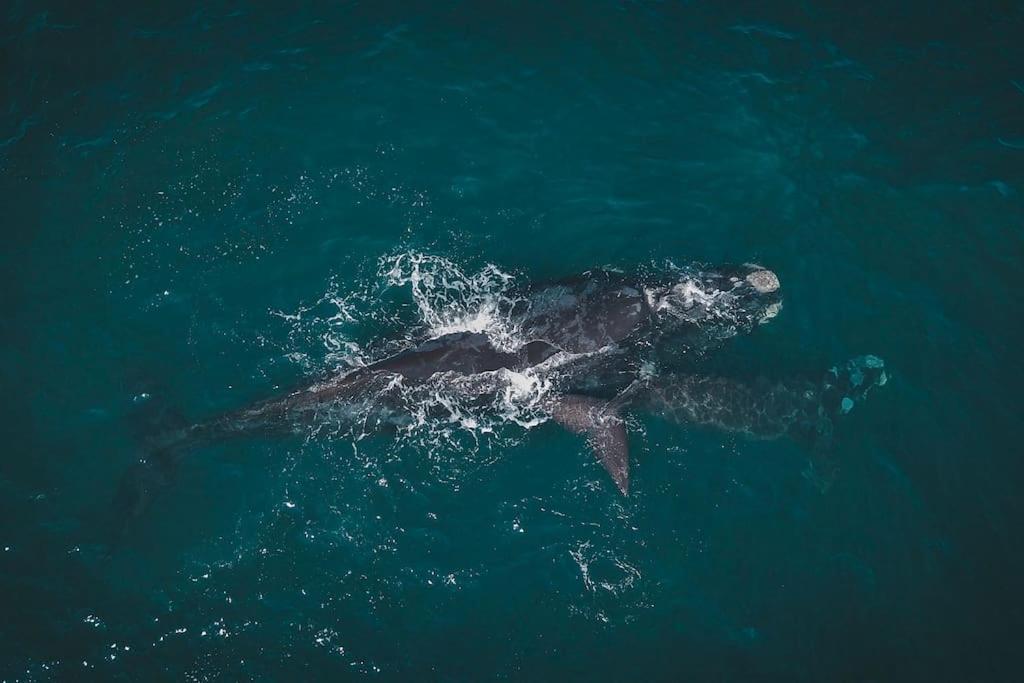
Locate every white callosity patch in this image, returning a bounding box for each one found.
[824,355,888,417]
[746,269,780,294]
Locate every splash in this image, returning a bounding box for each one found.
[276,252,561,464]
[379,251,522,350]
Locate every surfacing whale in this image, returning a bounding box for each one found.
[114,262,881,529]
[555,355,888,493]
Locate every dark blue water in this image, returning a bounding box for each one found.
[2,2,1023,680]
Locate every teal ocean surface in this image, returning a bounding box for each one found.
[2,2,1023,680]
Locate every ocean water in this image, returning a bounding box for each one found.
[2,1,1023,680]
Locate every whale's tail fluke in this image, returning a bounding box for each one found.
[105,381,192,550]
[107,448,178,544]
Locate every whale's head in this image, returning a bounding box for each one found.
[645,263,782,346]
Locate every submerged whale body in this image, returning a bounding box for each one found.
[114,262,882,531]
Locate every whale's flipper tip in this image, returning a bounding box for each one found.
[551,394,629,495]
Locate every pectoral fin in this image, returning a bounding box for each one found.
[551,394,629,495]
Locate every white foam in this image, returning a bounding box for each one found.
[273,253,621,466]
[379,251,521,350]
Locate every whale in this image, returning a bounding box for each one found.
[559,354,888,493]
[113,262,832,527]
